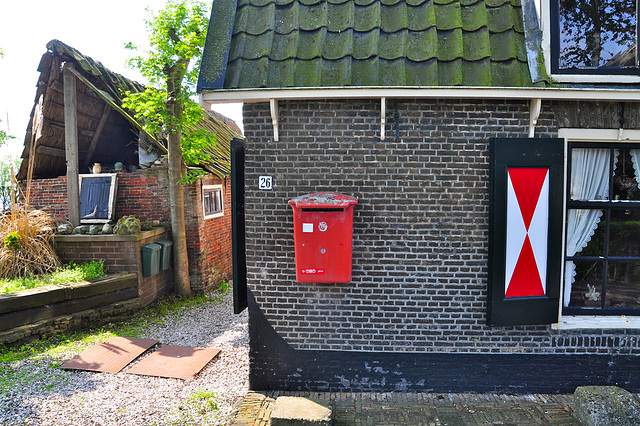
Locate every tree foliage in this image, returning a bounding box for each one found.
[122,0,214,183]
[559,0,636,68]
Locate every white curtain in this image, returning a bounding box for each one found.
[564,149,612,307]
[631,150,640,184]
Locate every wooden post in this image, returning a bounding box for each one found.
[63,63,80,227]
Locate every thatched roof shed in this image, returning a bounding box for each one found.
[18,39,241,181]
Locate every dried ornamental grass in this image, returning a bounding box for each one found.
[0,208,60,279]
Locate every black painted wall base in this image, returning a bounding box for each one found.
[248,292,640,394]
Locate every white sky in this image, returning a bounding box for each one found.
[0,0,242,158]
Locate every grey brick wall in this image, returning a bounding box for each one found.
[242,99,640,356]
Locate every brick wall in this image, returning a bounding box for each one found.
[186,177,233,293]
[27,164,232,293]
[55,229,172,306]
[242,99,640,357]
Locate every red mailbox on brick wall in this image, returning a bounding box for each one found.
[288,192,358,283]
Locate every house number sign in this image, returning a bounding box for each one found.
[259,175,272,190]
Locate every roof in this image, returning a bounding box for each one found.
[19,40,242,180]
[198,0,535,90]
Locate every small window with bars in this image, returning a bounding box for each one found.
[203,185,224,218]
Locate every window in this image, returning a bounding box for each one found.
[550,0,638,75]
[203,185,224,218]
[564,144,640,315]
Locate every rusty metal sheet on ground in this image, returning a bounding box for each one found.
[125,346,221,380]
[60,337,158,373]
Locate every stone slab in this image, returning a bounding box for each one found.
[574,386,640,426]
[270,396,332,426]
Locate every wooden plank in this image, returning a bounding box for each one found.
[36,145,88,159]
[63,63,80,226]
[82,103,111,170]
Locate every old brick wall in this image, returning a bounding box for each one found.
[242,99,640,358]
[186,177,233,293]
[28,164,232,293]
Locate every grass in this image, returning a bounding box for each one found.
[0,259,107,294]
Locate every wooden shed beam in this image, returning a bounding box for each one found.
[82,103,111,170]
[63,63,80,227]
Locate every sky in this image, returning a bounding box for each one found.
[0,0,242,158]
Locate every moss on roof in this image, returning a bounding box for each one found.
[198,0,534,89]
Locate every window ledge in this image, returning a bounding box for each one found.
[550,73,640,84]
[552,315,640,330]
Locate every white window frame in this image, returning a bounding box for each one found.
[203,184,224,219]
[540,1,640,84]
[553,128,640,329]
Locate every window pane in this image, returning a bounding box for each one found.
[569,148,611,201]
[613,149,640,201]
[568,259,604,307]
[567,209,605,257]
[609,210,640,257]
[607,261,640,308]
[559,0,637,69]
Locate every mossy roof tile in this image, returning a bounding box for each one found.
[327,2,355,31]
[322,57,352,85]
[354,30,380,59]
[437,28,463,61]
[200,0,536,89]
[381,3,407,33]
[407,2,436,30]
[435,1,462,31]
[323,30,353,60]
[461,1,487,32]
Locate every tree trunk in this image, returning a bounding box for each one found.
[167,76,191,298]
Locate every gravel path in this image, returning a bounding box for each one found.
[1,291,249,425]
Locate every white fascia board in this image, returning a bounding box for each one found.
[200,86,640,105]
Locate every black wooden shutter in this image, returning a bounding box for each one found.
[231,138,247,314]
[487,138,564,326]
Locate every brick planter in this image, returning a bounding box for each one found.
[54,228,174,306]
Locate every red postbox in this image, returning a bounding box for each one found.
[288,192,358,283]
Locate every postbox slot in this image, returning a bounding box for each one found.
[300,208,344,212]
